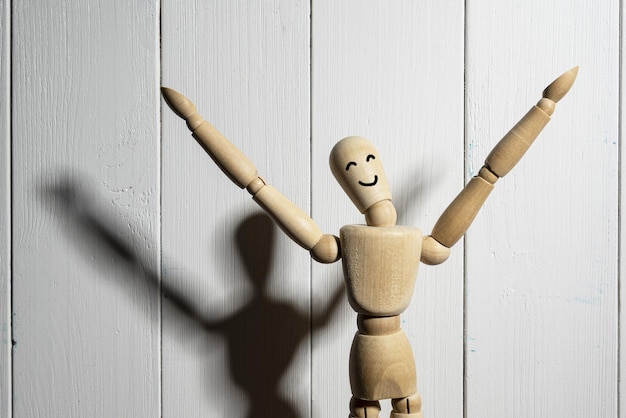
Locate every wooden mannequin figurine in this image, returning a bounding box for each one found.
[162,66,578,418]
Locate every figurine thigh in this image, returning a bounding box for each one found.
[349,330,417,401]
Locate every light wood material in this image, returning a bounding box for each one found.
[542,67,579,103]
[164,68,577,416]
[357,314,401,336]
[159,94,433,412]
[392,392,422,416]
[310,233,342,264]
[253,184,324,249]
[430,175,494,248]
[163,68,577,416]
[311,3,466,416]
[340,225,422,316]
[330,136,393,217]
[484,106,550,177]
[161,87,258,189]
[485,67,577,177]
[192,121,259,189]
[350,397,382,418]
[364,200,398,227]
[420,236,451,265]
[162,87,329,252]
[349,330,417,401]
[430,68,577,249]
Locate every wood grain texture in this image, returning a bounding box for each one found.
[340,225,422,316]
[465,1,618,417]
[1,1,11,417]
[6,2,624,417]
[12,1,161,416]
[161,1,312,417]
[311,1,465,416]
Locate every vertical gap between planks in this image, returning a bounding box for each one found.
[308,1,314,417]
[7,0,13,416]
[157,1,164,417]
[462,0,468,417]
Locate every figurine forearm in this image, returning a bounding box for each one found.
[162,87,340,263]
[424,67,578,262]
[161,87,258,188]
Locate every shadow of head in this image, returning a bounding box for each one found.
[236,212,273,296]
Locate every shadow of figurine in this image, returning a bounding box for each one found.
[198,212,344,417]
[44,175,344,418]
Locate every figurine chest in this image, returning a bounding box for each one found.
[339,224,423,316]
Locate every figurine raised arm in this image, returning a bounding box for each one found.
[161,87,341,264]
[162,66,577,418]
[421,66,579,266]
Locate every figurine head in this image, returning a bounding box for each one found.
[330,136,396,226]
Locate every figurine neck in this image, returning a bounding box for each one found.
[365,200,397,227]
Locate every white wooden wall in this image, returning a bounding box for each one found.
[1,1,619,417]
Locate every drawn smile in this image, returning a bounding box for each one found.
[358,175,378,187]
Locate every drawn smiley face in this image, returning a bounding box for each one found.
[345,154,379,187]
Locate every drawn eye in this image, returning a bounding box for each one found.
[345,161,357,171]
[366,154,376,162]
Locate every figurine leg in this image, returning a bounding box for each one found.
[390,392,423,418]
[349,396,381,418]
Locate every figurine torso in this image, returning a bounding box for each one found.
[339,224,423,316]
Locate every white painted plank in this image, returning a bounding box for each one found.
[12,1,161,416]
[621,2,626,416]
[311,2,465,416]
[161,2,312,417]
[465,2,619,417]
[1,1,12,416]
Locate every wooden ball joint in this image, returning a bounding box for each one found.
[161,67,578,417]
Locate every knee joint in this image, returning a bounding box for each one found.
[349,396,381,418]
[391,392,422,417]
